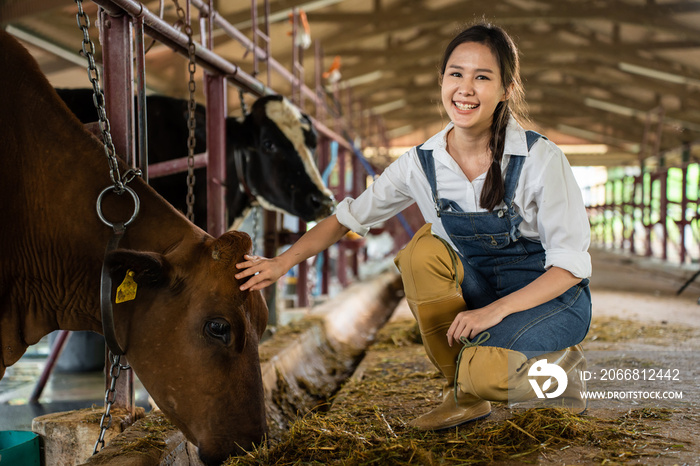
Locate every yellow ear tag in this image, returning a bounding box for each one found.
[115,270,138,304]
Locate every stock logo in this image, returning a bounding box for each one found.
[528,359,568,399]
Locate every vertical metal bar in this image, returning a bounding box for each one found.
[314,41,326,123]
[30,331,72,403]
[264,211,278,326]
[291,7,309,306]
[337,148,347,286]
[133,14,148,182]
[251,0,259,78]
[100,10,135,415]
[319,136,331,296]
[605,181,612,249]
[351,139,363,278]
[205,74,227,237]
[680,164,688,264]
[102,11,135,168]
[661,169,668,261]
[263,0,271,88]
[645,174,653,257]
[297,218,309,307]
[207,0,215,41]
[291,8,299,104]
[630,175,639,254]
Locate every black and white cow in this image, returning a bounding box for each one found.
[56,88,335,230]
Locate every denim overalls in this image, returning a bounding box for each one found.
[416,131,591,356]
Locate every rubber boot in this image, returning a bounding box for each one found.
[456,344,587,414]
[405,295,492,430]
[395,224,491,430]
[408,382,492,430]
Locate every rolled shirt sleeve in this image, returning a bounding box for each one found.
[335,152,416,236]
[522,141,592,279]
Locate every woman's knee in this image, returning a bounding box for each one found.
[394,225,463,302]
[396,226,457,278]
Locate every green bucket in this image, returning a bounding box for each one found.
[0,431,41,466]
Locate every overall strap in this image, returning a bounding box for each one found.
[502,130,547,207]
[415,145,441,216]
[416,130,547,211]
[525,129,546,150]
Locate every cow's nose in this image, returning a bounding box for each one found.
[308,192,334,214]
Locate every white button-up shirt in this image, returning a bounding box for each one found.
[336,118,592,279]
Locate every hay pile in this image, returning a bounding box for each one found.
[227,319,686,465]
[584,315,697,343]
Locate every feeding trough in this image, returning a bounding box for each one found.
[0,430,41,466]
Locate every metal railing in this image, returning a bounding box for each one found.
[586,162,700,265]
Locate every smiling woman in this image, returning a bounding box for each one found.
[235,21,593,434]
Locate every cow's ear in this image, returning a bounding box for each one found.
[105,250,170,288]
[210,230,252,264]
[300,113,317,150]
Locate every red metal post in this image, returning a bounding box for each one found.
[290,8,309,307]
[30,331,72,403]
[205,73,227,237]
[101,11,135,167]
[263,211,279,325]
[680,164,689,263]
[133,14,148,182]
[337,147,347,287]
[314,44,330,295]
[319,138,331,296]
[645,174,654,257]
[296,218,309,307]
[660,169,669,261]
[100,9,135,415]
[314,41,326,123]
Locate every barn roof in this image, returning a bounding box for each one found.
[2,0,700,167]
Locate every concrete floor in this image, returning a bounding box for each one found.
[1,245,698,435]
[0,336,151,432]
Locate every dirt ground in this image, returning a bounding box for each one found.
[229,283,700,465]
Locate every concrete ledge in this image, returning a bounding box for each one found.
[32,406,144,466]
[80,411,198,466]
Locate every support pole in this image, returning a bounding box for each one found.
[100,9,135,416]
[264,211,279,326]
[30,331,71,403]
[205,73,227,237]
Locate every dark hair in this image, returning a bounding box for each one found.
[440,22,527,211]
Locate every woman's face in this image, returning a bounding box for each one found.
[441,41,507,135]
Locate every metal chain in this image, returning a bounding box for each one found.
[75,2,139,455]
[93,353,130,454]
[173,0,198,223]
[238,88,249,117]
[75,0,142,193]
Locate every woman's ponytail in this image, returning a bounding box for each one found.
[480,101,511,211]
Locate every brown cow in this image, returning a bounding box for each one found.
[0,30,267,465]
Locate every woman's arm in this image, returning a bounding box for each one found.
[446,266,581,346]
[235,215,350,291]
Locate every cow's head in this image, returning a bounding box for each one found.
[232,95,335,222]
[106,230,267,465]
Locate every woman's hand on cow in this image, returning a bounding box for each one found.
[445,306,504,347]
[235,254,288,291]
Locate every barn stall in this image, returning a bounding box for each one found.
[1,1,700,465]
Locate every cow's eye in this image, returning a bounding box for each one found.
[204,319,231,345]
[262,139,278,154]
